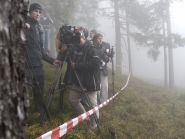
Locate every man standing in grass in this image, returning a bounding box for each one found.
[93,33,110,104]
[25,3,60,123]
[57,29,101,129]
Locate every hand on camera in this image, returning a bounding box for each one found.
[104,55,109,61]
[53,60,62,67]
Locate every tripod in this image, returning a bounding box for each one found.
[39,55,70,125]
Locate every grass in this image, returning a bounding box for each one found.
[26,62,185,139]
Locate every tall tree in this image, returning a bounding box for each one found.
[165,0,174,88]
[162,0,168,87]
[125,0,133,75]
[114,0,122,73]
[0,0,28,139]
[131,0,185,88]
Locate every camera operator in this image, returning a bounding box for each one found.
[25,3,61,122]
[93,33,110,104]
[57,29,101,129]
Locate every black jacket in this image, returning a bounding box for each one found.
[25,16,54,68]
[94,41,110,76]
[58,40,101,91]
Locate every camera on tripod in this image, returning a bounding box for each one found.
[56,25,82,53]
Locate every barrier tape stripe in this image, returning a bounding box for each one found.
[36,73,131,139]
[121,72,130,91]
[116,65,129,68]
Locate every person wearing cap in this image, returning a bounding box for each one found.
[39,10,53,54]
[25,3,61,122]
[57,28,101,129]
[93,33,110,104]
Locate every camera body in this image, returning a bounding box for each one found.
[60,25,75,45]
[56,25,82,53]
[104,48,112,57]
[60,25,82,45]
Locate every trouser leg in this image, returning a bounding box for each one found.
[26,67,45,115]
[42,30,46,50]
[44,29,50,52]
[32,72,45,114]
[68,84,86,115]
[100,71,108,102]
[97,84,102,104]
[87,91,99,128]
[68,84,99,127]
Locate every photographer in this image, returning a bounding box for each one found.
[25,3,61,122]
[57,29,101,129]
[93,33,110,104]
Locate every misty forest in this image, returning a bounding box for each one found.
[0,0,185,139]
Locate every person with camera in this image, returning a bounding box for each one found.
[25,3,61,122]
[39,10,53,54]
[58,29,101,129]
[93,33,110,104]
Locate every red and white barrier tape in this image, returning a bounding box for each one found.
[36,73,131,139]
[116,65,129,68]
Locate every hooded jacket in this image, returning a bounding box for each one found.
[73,41,101,91]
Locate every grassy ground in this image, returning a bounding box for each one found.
[26,62,185,139]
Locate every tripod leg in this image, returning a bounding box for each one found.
[40,66,63,124]
[59,84,66,111]
[40,88,54,124]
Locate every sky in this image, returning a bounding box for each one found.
[171,2,185,87]
[97,1,185,88]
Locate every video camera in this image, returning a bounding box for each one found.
[56,25,82,53]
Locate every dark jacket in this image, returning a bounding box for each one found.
[94,41,110,76]
[58,40,101,91]
[25,16,54,68]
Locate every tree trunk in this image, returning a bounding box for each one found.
[0,0,28,139]
[162,0,168,87]
[165,0,174,88]
[125,0,133,76]
[114,0,122,73]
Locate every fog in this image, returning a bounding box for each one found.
[96,1,185,88]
